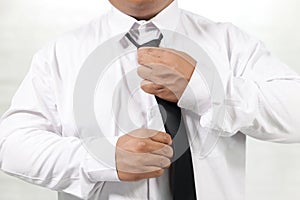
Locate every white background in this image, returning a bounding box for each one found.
[0,0,300,199]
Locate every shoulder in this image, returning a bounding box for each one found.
[53,14,106,50]
[178,8,263,57]
[179,8,259,43]
[29,11,112,78]
[33,11,110,63]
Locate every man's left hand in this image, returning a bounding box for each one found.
[137,47,196,103]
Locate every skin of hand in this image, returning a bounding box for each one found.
[137,47,197,103]
[116,128,173,181]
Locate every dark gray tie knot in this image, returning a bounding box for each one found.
[125,32,163,48]
[125,22,163,48]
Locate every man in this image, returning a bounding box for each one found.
[0,0,300,200]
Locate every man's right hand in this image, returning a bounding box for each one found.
[116,128,173,182]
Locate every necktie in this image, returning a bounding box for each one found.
[125,23,197,200]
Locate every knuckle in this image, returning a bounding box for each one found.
[168,146,174,157]
[161,145,173,157]
[142,84,156,95]
[156,131,164,137]
[164,133,172,144]
[141,81,150,89]
[149,129,159,136]
[152,83,163,90]
[140,83,148,90]
[137,67,143,76]
[135,141,147,152]
[147,82,155,89]
[160,157,171,168]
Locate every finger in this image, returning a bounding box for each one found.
[138,47,171,66]
[150,131,172,145]
[120,137,169,154]
[162,48,197,66]
[138,47,183,67]
[127,128,165,139]
[136,139,171,155]
[138,47,195,79]
[117,153,166,174]
[138,47,164,60]
[137,66,152,80]
[151,145,173,159]
[141,80,178,102]
[139,64,177,85]
[143,154,171,168]
[141,80,164,95]
[173,51,197,66]
[148,47,192,62]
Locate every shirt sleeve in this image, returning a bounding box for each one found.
[0,44,121,199]
[178,63,212,115]
[180,23,300,143]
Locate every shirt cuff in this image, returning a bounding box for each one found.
[81,136,121,182]
[178,64,211,115]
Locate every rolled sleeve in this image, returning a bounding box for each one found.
[178,64,211,115]
[82,136,121,182]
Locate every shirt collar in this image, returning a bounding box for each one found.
[108,0,180,35]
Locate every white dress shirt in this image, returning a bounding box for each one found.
[1,1,300,200]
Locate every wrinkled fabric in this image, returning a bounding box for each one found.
[1,0,300,200]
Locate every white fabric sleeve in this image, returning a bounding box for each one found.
[180,23,300,143]
[178,64,212,115]
[0,48,120,199]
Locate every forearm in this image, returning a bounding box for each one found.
[178,26,300,142]
[0,111,119,198]
[200,75,300,143]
